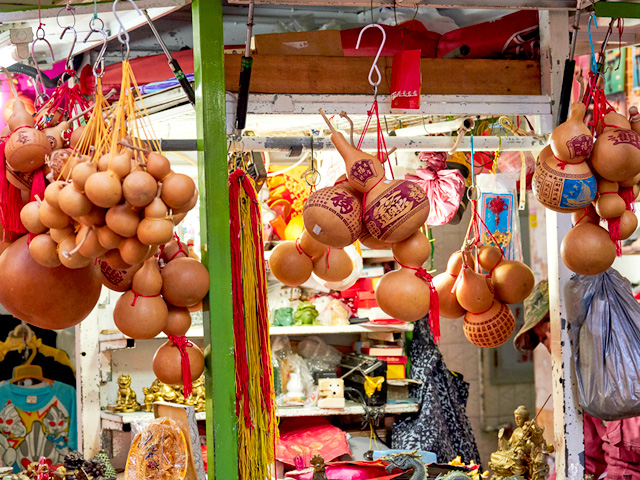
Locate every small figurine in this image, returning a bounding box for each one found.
[488,405,554,480]
[36,457,49,480]
[311,455,328,480]
[383,451,427,480]
[113,374,141,413]
[143,386,155,412]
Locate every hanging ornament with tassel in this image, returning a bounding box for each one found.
[229,169,277,480]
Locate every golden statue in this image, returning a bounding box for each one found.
[114,374,141,413]
[143,376,206,413]
[489,406,554,480]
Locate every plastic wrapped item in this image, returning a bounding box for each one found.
[476,173,522,262]
[272,336,315,406]
[497,151,535,189]
[124,417,187,480]
[567,268,640,420]
[376,6,459,35]
[298,336,342,373]
[315,298,352,326]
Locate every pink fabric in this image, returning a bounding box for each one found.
[276,418,352,468]
[405,152,465,226]
[285,461,403,480]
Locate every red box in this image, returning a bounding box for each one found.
[354,291,378,309]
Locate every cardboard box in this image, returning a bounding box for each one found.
[254,30,343,56]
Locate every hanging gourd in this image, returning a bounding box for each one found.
[490,260,535,305]
[375,267,431,322]
[532,145,596,212]
[455,266,494,314]
[312,247,353,283]
[432,271,466,319]
[561,222,616,275]
[463,300,515,348]
[268,241,313,287]
[549,103,593,164]
[114,258,168,339]
[591,113,640,182]
[302,185,362,248]
[161,257,211,308]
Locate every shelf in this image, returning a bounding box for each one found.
[361,249,393,259]
[276,401,419,418]
[101,410,206,431]
[98,327,205,351]
[269,323,413,336]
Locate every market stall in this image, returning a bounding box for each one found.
[0,1,639,479]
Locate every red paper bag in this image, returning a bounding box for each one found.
[390,49,421,109]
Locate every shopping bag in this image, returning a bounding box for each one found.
[390,49,421,109]
[567,268,640,420]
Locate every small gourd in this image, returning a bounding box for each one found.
[161,172,196,210]
[119,236,151,266]
[455,266,494,314]
[28,233,61,268]
[105,203,141,238]
[549,103,593,163]
[84,148,133,208]
[137,185,174,246]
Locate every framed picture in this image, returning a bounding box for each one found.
[604,48,626,95]
[633,46,640,91]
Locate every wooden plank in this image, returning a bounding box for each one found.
[224,54,541,96]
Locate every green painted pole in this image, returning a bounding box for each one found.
[192,1,239,479]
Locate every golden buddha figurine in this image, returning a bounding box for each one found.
[183,375,206,412]
[113,374,141,413]
[489,405,554,480]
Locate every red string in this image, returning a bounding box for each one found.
[466,302,494,316]
[325,246,331,269]
[229,169,276,428]
[294,238,313,259]
[394,258,440,342]
[169,232,188,261]
[130,289,161,306]
[168,335,194,398]
[608,216,622,257]
[573,209,590,226]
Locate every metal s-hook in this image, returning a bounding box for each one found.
[113,0,144,61]
[355,24,387,93]
[60,27,77,72]
[84,18,108,78]
[30,27,55,106]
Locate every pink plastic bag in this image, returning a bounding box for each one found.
[406,152,466,226]
[285,461,403,480]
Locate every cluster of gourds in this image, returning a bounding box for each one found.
[432,245,534,348]
[532,102,640,275]
[269,110,433,322]
[0,64,210,392]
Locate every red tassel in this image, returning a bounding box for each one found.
[0,142,27,240]
[608,216,622,257]
[168,334,193,398]
[620,186,636,212]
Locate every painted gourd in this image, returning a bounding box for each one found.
[463,300,515,348]
[549,103,593,164]
[303,185,362,248]
[532,146,596,212]
[363,179,429,243]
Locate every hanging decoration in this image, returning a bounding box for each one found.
[432,137,534,348]
[229,169,277,480]
[534,16,640,276]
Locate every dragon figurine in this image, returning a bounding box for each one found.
[383,450,428,480]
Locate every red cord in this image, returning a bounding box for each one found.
[168,335,194,397]
[130,290,161,306]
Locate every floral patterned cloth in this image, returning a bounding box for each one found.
[391,316,481,466]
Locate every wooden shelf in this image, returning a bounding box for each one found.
[276,401,419,418]
[269,323,413,336]
[98,327,205,351]
[101,410,206,431]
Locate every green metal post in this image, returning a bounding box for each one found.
[192,1,239,479]
[594,2,640,19]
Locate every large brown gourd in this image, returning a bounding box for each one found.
[302,185,362,248]
[561,223,616,275]
[152,340,205,386]
[591,112,640,182]
[375,267,430,322]
[268,241,313,286]
[0,236,102,329]
[490,260,535,305]
[363,179,429,243]
[532,146,596,212]
[161,257,210,307]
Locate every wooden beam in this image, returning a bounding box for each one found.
[224,55,541,96]
[226,0,576,9]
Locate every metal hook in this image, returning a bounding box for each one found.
[84,20,108,78]
[355,24,386,89]
[56,4,76,30]
[30,28,55,105]
[113,0,144,60]
[60,26,77,72]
